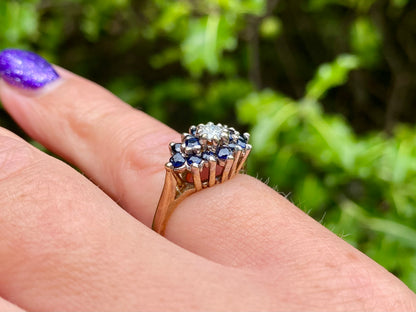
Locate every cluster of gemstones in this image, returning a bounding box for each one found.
[168,122,250,172]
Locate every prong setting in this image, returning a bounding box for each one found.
[167,122,251,191]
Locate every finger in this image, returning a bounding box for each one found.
[0,67,173,227]
[0,298,25,312]
[0,128,268,311]
[1,50,415,309]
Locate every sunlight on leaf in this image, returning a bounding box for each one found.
[305,54,359,101]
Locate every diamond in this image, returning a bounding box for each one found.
[198,123,225,142]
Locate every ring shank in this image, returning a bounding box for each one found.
[152,169,196,235]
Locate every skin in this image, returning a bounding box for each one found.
[0,67,415,311]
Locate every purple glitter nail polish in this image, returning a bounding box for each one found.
[0,49,59,89]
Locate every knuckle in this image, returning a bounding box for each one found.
[120,129,169,174]
[67,99,120,141]
[114,124,175,184]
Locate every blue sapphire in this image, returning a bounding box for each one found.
[171,143,182,153]
[237,136,246,149]
[170,153,186,168]
[217,147,232,160]
[228,143,238,151]
[202,151,215,160]
[187,155,202,165]
[185,136,200,148]
[228,129,235,142]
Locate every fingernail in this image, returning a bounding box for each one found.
[0,48,60,90]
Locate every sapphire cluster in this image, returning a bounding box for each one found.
[168,122,250,170]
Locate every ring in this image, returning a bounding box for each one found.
[152,122,252,235]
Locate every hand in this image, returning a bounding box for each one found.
[0,49,414,311]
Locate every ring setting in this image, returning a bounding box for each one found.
[152,122,251,235]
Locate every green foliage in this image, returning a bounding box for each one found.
[306,54,360,101]
[181,14,237,76]
[350,17,382,67]
[0,0,40,50]
[1,0,415,291]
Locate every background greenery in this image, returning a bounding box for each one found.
[1,0,416,291]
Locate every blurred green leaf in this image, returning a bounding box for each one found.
[150,47,181,69]
[294,175,329,211]
[217,0,266,15]
[343,200,416,250]
[305,54,360,101]
[181,14,237,76]
[145,1,191,39]
[0,1,39,49]
[251,100,298,155]
[350,17,381,67]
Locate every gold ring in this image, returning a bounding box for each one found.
[152,122,252,235]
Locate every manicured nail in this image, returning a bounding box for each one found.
[0,48,59,90]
